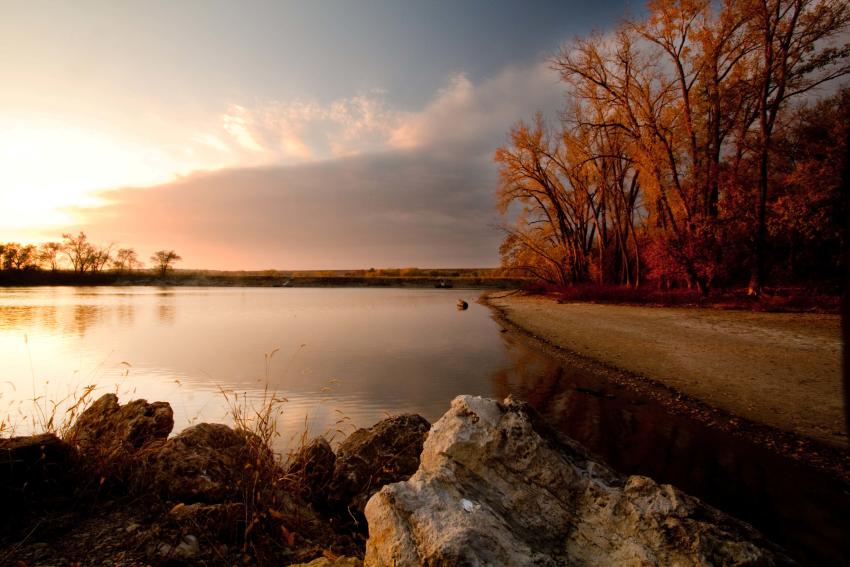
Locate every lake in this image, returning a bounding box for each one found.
[1,286,847,565]
[0,287,515,443]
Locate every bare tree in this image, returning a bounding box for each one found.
[112,248,141,272]
[38,242,63,271]
[62,232,96,273]
[150,250,182,277]
[1,243,38,270]
[91,244,114,273]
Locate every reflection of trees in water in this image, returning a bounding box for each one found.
[157,304,176,324]
[491,331,850,565]
[0,305,58,333]
[155,287,176,324]
[116,304,135,326]
[69,304,100,337]
[0,303,140,338]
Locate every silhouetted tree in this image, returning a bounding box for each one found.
[38,242,63,271]
[112,248,141,272]
[62,232,96,273]
[151,250,182,277]
[1,243,38,270]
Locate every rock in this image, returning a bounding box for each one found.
[285,436,336,503]
[155,534,200,561]
[364,395,795,567]
[0,433,76,534]
[149,422,272,503]
[66,393,173,458]
[288,557,363,567]
[328,414,430,526]
[168,502,245,542]
[0,433,75,494]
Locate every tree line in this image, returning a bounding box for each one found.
[496,0,849,294]
[0,232,182,277]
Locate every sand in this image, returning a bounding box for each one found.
[486,293,845,447]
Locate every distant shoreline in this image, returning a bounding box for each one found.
[0,271,530,289]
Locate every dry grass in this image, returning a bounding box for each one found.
[0,383,99,440]
[4,346,361,562]
[217,348,348,562]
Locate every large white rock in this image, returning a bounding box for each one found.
[364,395,794,566]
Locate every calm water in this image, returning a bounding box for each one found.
[1,286,847,565]
[0,287,516,443]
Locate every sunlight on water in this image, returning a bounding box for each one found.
[0,286,510,447]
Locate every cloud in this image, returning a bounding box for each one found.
[194,93,407,168]
[68,61,564,268]
[390,62,561,154]
[76,149,498,269]
[189,61,561,169]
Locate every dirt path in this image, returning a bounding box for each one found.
[486,294,845,448]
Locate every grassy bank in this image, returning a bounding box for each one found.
[524,283,841,314]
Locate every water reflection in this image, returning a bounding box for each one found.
[0,305,57,333]
[70,304,100,336]
[494,331,850,566]
[0,287,845,565]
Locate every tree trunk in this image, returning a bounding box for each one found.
[841,115,850,439]
[749,142,770,296]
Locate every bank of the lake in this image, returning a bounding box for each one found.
[484,292,849,482]
[2,394,800,567]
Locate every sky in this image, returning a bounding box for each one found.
[0,0,635,269]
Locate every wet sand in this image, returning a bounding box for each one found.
[486,293,845,448]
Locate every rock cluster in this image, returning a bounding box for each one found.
[364,395,796,567]
[150,422,271,502]
[0,433,76,533]
[326,413,431,526]
[3,393,797,566]
[67,393,173,455]
[2,394,429,566]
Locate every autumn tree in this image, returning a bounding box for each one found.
[151,250,182,277]
[503,0,850,292]
[766,88,849,283]
[742,0,850,294]
[495,116,594,285]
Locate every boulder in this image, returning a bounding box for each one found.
[0,433,76,534]
[288,557,363,567]
[64,394,173,487]
[285,436,336,503]
[168,502,246,542]
[364,395,795,567]
[0,433,75,493]
[149,422,272,503]
[66,393,173,457]
[328,414,430,525]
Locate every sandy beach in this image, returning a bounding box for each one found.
[486,293,845,448]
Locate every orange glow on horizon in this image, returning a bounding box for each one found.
[0,120,180,235]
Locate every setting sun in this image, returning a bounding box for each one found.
[0,120,176,235]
